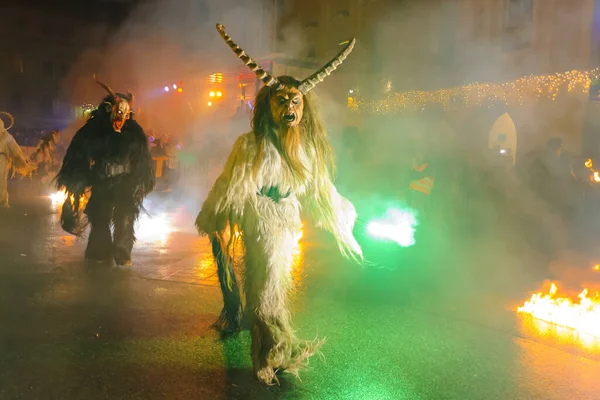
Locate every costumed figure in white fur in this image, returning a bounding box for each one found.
[196,24,362,385]
[0,112,37,208]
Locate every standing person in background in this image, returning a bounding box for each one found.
[0,112,37,208]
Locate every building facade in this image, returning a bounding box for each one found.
[271,0,595,94]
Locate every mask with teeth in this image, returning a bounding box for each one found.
[93,75,134,133]
[110,98,131,133]
[270,87,304,127]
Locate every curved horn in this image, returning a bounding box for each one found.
[93,74,116,98]
[298,38,356,95]
[216,23,282,90]
[127,90,134,105]
[0,111,15,130]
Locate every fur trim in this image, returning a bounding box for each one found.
[196,130,361,384]
[56,112,155,235]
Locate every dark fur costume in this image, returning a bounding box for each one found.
[56,95,155,264]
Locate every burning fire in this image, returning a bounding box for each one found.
[584,158,600,182]
[518,282,600,338]
[48,190,88,208]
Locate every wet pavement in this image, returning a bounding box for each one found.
[2,185,600,399]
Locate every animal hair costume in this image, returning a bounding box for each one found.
[196,24,362,385]
[56,77,155,266]
[0,112,37,208]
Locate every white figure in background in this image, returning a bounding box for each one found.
[0,112,37,208]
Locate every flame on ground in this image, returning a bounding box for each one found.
[517,283,600,338]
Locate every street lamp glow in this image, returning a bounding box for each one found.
[216,91,222,97]
[164,86,169,92]
[208,101,213,106]
[173,84,177,89]
[209,91,215,97]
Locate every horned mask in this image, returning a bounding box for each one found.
[215,23,355,127]
[0,111,15,133]
[94,75,134,133]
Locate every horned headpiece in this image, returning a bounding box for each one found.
[93,74,134,105]
[216,23,355,95]
[0,111,15,131]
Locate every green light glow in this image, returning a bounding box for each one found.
[366,207,418,247]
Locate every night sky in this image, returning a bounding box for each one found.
[4,0,140,23]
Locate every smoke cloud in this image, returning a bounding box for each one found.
[57,0,599,305]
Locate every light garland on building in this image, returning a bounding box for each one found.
[82,103,96,113]
[350,67,600,115]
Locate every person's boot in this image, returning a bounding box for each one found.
[113,245,133,267]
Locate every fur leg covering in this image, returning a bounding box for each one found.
[113,213,136,265]
[244,226,324,385]
[0,156,10,208]
[210,233,243,334]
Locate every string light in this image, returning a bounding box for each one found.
[350,68,600,115]
[81,103,96,113]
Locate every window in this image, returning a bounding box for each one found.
[472,2,485,37]
[276,0,287,16]
[503,0,533,49]
[504,0,533,30]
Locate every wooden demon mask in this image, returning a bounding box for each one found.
[94,75,134,133]
[270,85,304,127]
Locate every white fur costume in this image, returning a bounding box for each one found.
[198,23,361,386]
[0,113,36,208]
[197,130,362,384]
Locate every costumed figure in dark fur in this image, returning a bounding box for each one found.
[196,24,362,385]
[55,76,155,266]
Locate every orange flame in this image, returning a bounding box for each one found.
[517,283,600,338]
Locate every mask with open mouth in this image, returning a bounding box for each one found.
[111,98,131,133]
[93,75,133,133]
[270,87,304,127]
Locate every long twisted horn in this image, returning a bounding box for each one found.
[216,23,282,90]
[0,111,15,130]
[298,38,356,95]
[93,74,116,98]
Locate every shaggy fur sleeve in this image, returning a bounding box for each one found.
[5,134,36,177]
[302,171,363,263]
[125,120,156,206]
[55,123,94,195]
[196,133,256,235]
